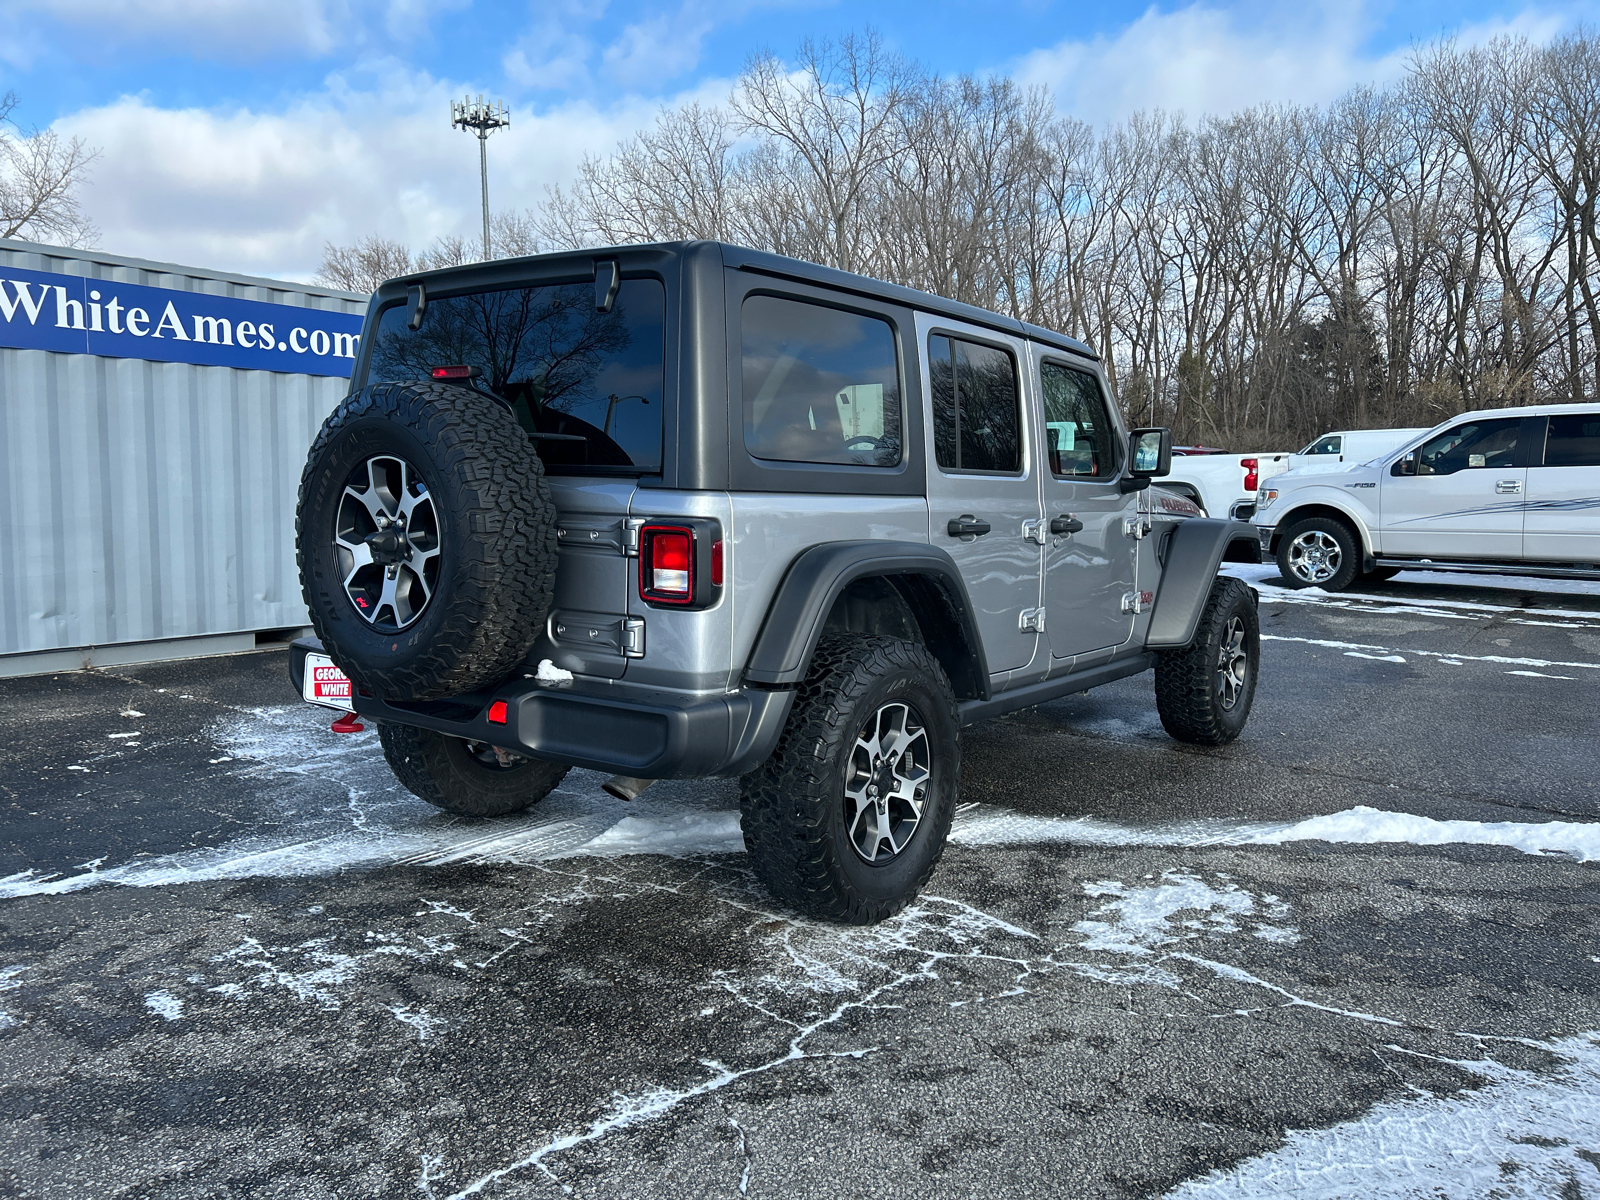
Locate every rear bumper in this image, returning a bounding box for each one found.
[288,638,792,779]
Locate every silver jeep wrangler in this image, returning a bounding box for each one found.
[289,242,1262,923]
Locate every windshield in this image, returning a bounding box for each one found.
[363,279,665,474]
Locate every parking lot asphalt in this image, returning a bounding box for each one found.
[2,564,1598,1199]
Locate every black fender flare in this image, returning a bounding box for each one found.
[743,541,990,699]
[1146,519,1261,649]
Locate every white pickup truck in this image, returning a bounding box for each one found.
[1253,402,1600,589]
[1160,451,1292,520]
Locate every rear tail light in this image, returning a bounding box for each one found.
[487,699,508,725]
[637,520,723,609]
[1242,457,1259,492]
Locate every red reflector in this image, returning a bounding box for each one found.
[1241,457,1259,492]
[487,700,508,725]
[711,539,723,587]
[431,364,479,380]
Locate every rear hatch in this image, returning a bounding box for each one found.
[361,272,668,679]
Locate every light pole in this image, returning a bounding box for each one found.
[603,394,649,435]
[451,95,510,261]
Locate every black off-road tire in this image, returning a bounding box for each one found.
[1155,577,1259,746]
[379,723,569,817]
[1274,514,1362,591]
[739,635,960,925]
[296,380,557,700]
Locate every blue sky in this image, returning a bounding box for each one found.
[1,0,1592,280]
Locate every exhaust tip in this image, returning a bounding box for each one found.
[602,775,657,803]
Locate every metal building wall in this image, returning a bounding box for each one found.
[0,239,367,665]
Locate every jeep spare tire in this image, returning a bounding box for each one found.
[296,380,557,701]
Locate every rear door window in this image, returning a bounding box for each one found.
[1543,413,1600,467]
[741,295,902,467]
[365,279,665,474]
[929,335,1022,473]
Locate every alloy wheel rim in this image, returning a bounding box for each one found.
[1288,530,1341,584]
[335,455,440,631]
[1216,616,1249,711]
[843,701,932,864]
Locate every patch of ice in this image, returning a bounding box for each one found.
[1248,806,1600,862]
[386,1004,447,1042]
[107,731,140,739]
[1073,871,1297,959]
[535,659,574,684]
[119,709,144,718]
[560,812,746,859]
[1264,633,1600,673]
[1167,1033,1600,1199]
[143,990,183,1021]
[1505,669,1577,680]
[1343,651,1406,662]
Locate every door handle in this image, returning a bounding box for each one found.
[1051,514,1084,536]
[947,516,992,537]
[1495,479,1522,494]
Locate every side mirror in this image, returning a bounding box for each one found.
[1128,428,1172,477]
[1391,452,1417,477]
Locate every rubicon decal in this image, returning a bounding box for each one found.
[0,264,362,378]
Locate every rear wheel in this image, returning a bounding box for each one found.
[1155,577,1259,746]
[379,723,569,817]
[739,636,959,924]
[1275,515,1362,591]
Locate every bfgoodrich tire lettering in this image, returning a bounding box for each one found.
[296,381,558,700]
[739,635,960,925]
[379,723,569,817]
[1154,576,1259,746]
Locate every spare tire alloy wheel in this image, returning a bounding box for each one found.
[337,455,440,630]
[296,380,558,701]
[1286,528,1342,585]
[844,701,931,863]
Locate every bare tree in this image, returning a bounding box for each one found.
[0,92,98,246]
[314,235,416,293]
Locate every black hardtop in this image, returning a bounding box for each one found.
[369,240,1099,362]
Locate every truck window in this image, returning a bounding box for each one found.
[929,335,1021,473]
[1303,435,1341,455]
[1543,413,1600,467]
[1040,361,1117,479]
[1413,418,1521,476]
[365,279,665,474]
[741,295,902,467]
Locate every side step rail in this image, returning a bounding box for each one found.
[1371,558,1600,581]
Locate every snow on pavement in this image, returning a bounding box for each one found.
[1167,1033,1600,1199]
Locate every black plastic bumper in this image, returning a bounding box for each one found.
[288,637,793,779]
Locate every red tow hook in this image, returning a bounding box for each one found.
[330,711,365,734]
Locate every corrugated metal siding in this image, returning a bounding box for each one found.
[0,239,367,656]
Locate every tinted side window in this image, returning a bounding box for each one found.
[929,335,1021,473]
[1040,361,1117,479]
[1544,413,1600,467]
[366,279,664,474]
[1306,436,1341,455]
[1413,418,1521,476]
[741,295,902,467]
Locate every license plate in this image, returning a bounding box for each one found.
[302,653,353,710]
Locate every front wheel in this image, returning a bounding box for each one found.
[1155,577,1260,746]
[1275,515,1362,591]
[379,723,569,817]
[739,635,960,924]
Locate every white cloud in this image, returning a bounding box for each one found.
[602,8,718,83]
[50,64,731,281]
[1014,0,1575,127]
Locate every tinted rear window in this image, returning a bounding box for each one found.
[365,279,665,474]
[1544,413,1600,467]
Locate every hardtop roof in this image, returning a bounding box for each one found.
[382,240,1099,362]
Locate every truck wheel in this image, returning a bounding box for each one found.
[379,723,569,817]
[296,380,557,701]
[739,635,959,925]
[1275,515,1361,591]
[1155,577,1259,746]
